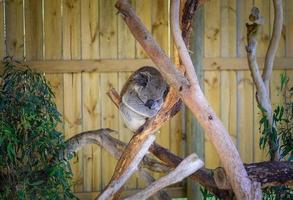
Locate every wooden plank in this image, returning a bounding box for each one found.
[4,58,292,73]
[221,0,237,57]
[6,0,23,59]
[170,111,182,156]
[238,0,253,57]
[204,71,221,168]
[81,0,99,60]
[187,6,204,200]
[64,73,83,192]
[99,0,118,188]
[0,1,5,58]
[100,73,119,188]
[63,0,81,60]
[82,72,101,192]
[286,0,293,57]
[203,57,293,70]
[99,0,117,59]
[44,0,61,60]
[254,0,270,57]
[118,0,135,59]
[135,0,152,58]
[43,0,63,132]
[81,0,100,192]
[220,71,237,145]
[62,0,82,192]
[152,0,170,55]
[118,72,137,189]
[205,0,220,57]
[237,71,254,163]
[25,0,42,60]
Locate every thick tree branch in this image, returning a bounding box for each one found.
[263,0,283,89]
[114,0,261,198]
[170,1,260,199]
[97,134,156,200]
[65,129,293,198]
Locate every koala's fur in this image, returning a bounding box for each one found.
[119,66,168,132]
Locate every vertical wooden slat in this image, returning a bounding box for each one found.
[100,73,119,188]
[44,0,62,60]
[99,0,118,189]
[81,0,99,60]
[63,0,81,60]
[118,0,135,59]
[221,0,237,58]
[187,5,204,200]
[135,0,152,58]
[82,72,101,192]
[44,0,64,132]
[286,0,293,57]
[0,1,5,58]
[64,74,82,192]
[81,0,100,192]
[254,0,270,57]
[204,71,221,168]
[237,71,254,163]
[63,0,82,192]
[238,0,253,57]
[6,0,23,59]
[205,0,220,58]
[99,0,117,59]
[221,71,237,145]
[25,0,42,60]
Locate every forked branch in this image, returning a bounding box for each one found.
[246,0,283,161]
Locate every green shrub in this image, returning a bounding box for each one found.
[0,57,76,199]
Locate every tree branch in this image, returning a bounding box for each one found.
[97,134,156,200]
[124,154,204,200]
[263,0,283,89]
[65,129,293,199]
[246,6,280,161]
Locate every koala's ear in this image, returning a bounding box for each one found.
[133,71,149,87]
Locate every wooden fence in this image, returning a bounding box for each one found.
[1,0,293,199]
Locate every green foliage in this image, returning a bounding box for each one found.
[200,187,218,200]
[262,186,293,200]
[258,73,293,160]
[0,57,76,199]
[259,72,293,199]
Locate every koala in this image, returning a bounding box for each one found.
[119,66,168,132]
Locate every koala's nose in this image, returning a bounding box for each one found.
[145,99,155,109]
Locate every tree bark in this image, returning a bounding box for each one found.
[115,0,261,199]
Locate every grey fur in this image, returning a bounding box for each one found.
[120,66,168,132]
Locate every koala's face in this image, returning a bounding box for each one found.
[121,66,168,118]
[132,67,168,112]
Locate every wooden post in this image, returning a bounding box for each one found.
[186,5,204,200]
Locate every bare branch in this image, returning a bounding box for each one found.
[170,0,260,199]
[124,154,204,200]
[263,0,283,89]
[64,129,293,198]
[246,7,280,161]
[138,169,171,200]
[97,134,156,200]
